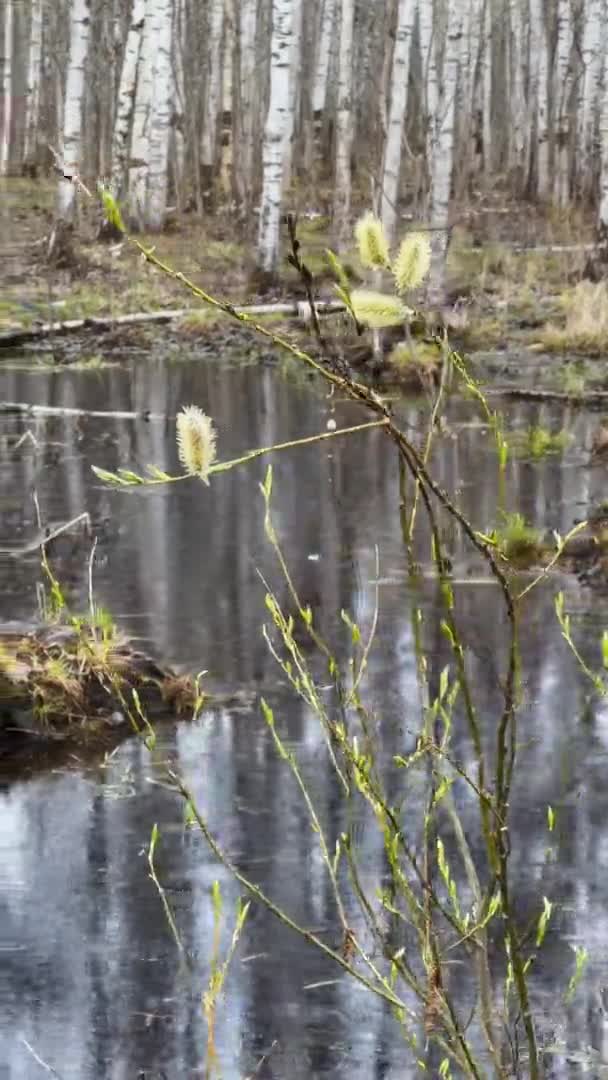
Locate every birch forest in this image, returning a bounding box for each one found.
[2,0,608,282]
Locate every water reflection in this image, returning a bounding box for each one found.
[1,349,608,1076]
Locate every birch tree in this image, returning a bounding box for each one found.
[530,0,550,197]
[333,0,355,247]
[111,0,146,201]
[200,0,224,208]
[129,0,154,227]
[237,0,257,212]
[509,0,527,183]
[283,0,303,188]
[418,0,439,201]
[312,0,336,115]
[380,0,415,245]
[56,0,92,223]
[579,0,605,198]
[145,0,174,231]
[427,0,463,301]
[553,0,572,205]
[23,0,43,171]
[0,0,14,176]
[256,0,293,275]
[598,18,608,239]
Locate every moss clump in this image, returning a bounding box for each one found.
[494,513,545,564]
[507,425,571,460]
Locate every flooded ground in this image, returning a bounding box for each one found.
[2,343,608,1077]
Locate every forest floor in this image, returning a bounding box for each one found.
[2,177,608,391]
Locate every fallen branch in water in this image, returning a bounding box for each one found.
[1,401,167,420]
[0,300,346,349]
[0,512,91,557]
[489,385,608,405]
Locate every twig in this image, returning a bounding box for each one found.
[245,1040,280,1079]
[170,774,410,1013]
[19,1037,63,1078]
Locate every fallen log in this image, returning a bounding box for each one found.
[488,385,608,405]
[0,619,202,747]
[1,401,168,420]
[0,300,346,349]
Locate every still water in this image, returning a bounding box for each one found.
[1,344,608,1078]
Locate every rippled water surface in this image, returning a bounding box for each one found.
[2,346,608,1078]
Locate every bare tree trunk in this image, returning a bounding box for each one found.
[56,0,92,223]
[579,0,605,200]
[509,0,526,186]
[238,0,257,213]
[23,0,43,171]
[145,0,174,231]
[418,0,439,213]
[333,0,355,247]
[0,0,14,176]
[530,0,550,197]
[283,0,303,189]
[380,0,415,245]
[172,0,186,209]
[428,0,463,302]
[111,0,146,202]
[312,0,336,116]
[553,0,572,205]
[129,0,155,228]
[598,13,608,239]
[256,0,293,275]
[200,0,224,209]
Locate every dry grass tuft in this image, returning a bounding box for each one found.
[540,281,608,355]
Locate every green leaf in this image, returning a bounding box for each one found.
[325,248,351,292]
[547,805,555,832]
[565,945,588,1003]
[536,896,553,947]
[98,183,125,233]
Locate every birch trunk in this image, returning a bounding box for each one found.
[418,0,439,210]
[172,0,186,209]
[283,0,303,188]
[220,0,234,198]
[458,0,483,182]
[128,0,155,228]
[23,0,43,170]
[553,0,572,205]
[0,0,14,176]
[145,0,174,231]
[598,21,608,238]
[482,0,493,180]
[380,0,414,245]
[509,0,526,182]
[579,0,604,198]
[200,0,224,208]
[312,0,336,114]
[238,0,257,211]
[111,0,146,201]
[428,0,463,302]
[530,0,549,197]
[333,0,355,247]
[57,0,92,221]
[256,0,293,274]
